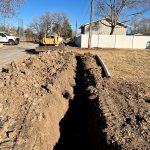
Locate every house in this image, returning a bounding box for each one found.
[80,18,127,35]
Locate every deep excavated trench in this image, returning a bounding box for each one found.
[54,56,119,150]
[0,51,149,150]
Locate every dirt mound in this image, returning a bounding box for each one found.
[101,80,150,150]
[0,51,76,149]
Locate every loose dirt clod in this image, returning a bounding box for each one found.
[0,51,149,150]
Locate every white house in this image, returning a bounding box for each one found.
[80,18,127,35]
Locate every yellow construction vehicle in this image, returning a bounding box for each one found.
[39,34,64,46]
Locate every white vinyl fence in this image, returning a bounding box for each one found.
[75,34,150,49]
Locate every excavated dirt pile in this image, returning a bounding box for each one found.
[0,51,76,149]
[0,51,149,150]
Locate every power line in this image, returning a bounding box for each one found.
[79,0,88,16]
[79,3,91,26]
[75,0,91,34]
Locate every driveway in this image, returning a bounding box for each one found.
[0,42,38,68]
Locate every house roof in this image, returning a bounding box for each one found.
[80,18,128,28]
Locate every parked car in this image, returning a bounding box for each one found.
[0,32,20,45]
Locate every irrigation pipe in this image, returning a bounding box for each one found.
[95,55,111,78]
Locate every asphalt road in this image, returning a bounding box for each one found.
[0,42,38,68]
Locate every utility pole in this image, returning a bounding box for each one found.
[18,19,23,37]
[3,16,6,31]
[21,19,23,37]
[18,19,20,37]
[76,20,78,36]
[88,0,94,49]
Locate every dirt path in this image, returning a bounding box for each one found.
[0,43,37,68]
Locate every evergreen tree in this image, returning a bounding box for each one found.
[62,18,72,39]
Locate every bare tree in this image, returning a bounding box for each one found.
[0,24,17,34]
[0,0,25,30]
[129,17,141,34]
[40,12,53,35]
[51,13,72,38]
[30,12,72,39]
[96,0,150,34]
[139,18,150,35]
[0,0,25,17]
[131,17,150,35]
[30,18,41,35]
[30,12,54,37]
[52,13,66,36]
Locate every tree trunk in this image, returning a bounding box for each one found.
[110,26,115,35]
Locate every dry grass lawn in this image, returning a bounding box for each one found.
[72,48,150,88]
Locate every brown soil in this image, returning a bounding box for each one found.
[80,54,150,150]
[0,50,149,150]
[0,51,76,149]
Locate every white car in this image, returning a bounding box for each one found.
[0,32,20,45]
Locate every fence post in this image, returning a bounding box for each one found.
[132,35,134,49]
[81,35,82,48]
[97,34,100,47]
[114,35,116,48]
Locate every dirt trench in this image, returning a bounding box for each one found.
[54,55,121,150]
[0,51,149,150]
[54,54,150,150]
